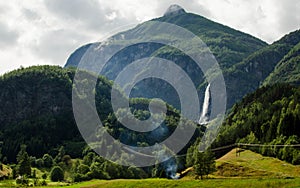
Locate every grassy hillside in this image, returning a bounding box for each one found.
[216,149,300,178]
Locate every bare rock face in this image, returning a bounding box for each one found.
[163,4,186,17]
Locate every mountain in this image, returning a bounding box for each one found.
[0,66,94,160]
[212,83,300,164]
[264,40,300,85]
[224,30,300,107]
[65,5,267,110]
[0,65,200,163]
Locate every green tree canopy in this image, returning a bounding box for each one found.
[50,166,64,182]
[16,145,31,176]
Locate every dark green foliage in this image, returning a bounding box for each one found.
[32,169,36,178]
[54,146,65,164]
[42,154,53,168]
[11,165,17,179]
[61,155,72,167]
[82,152,95,166]
[16,176,29,185]
[36,158,44,168]
[89,162,110,180]
[16,145,31,176]
[50,166,64,182]
[193,150,216,179]
[29,156,36,167]
[186,138,216,179]
[0,66,77,161]
[128,166,148,179]
[213,84,300,164]
[0,65,201,181]
[77,164,90,174]
[224,29,300,108]
[42,173,47,180]
[41,180,47,186]
[264,41,300,85]
[0,66,113,162]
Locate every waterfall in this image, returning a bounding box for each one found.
[199,83,210,125]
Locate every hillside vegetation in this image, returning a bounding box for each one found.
[0,65,204,183]
[264,41,300,85]
[224,29,300,107]
[213,83,300,164]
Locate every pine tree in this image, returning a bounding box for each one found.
[16,145,31,176]
[50,166,64,182]
[193,150,216,179]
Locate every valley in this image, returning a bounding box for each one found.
[0,3,299,188]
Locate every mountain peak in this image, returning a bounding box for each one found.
[163,4,186,17]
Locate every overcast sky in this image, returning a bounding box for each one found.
[0,0,299,75]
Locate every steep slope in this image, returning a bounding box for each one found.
[0,66,110,160]
[65,5,267,110]
[0,66,199,164]
[66,6,266,69]
[225,30,300,107]
[264,41,300,85]
[213,83,300,164]
[154,10,267,69]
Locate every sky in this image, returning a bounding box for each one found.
[0,0,299,75]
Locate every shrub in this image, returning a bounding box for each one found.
[77,164,90,175]
[42,154,53,168]
[16,176,29,185]
[50,166,64,182]
[41,180,47,186]
[42,173,47,180]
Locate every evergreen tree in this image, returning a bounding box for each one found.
[16,145,31,176]
[193,150,216,179]
[42,154,53,168]
[50,166,64,182]
[54,146,65,164]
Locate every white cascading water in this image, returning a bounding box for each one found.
[199,83,210,125]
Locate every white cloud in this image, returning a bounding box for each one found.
[0,21,19,48]
[0,0,299,74]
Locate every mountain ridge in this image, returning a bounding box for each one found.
[65,6,267,110]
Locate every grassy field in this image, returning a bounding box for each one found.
[2,149,300,187]
[1,178,300,188]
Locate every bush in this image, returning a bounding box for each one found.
[73,173,89,182]
[36,158,44,168]
[77,164,90,174]
[42,154,53,168]
[50,166,64,182]
[41,180,47,186]
[16,176,29,185]
[42,173,47,180]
